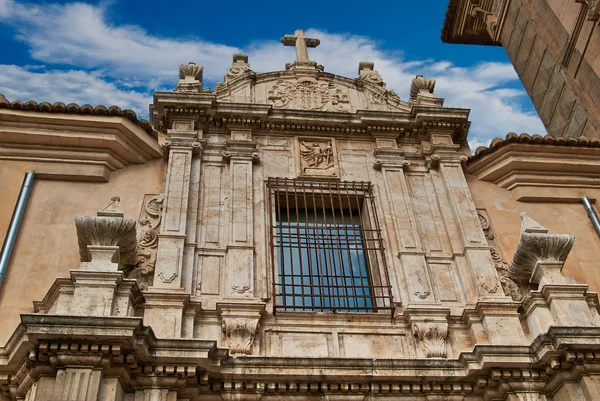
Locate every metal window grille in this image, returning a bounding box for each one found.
[267,178,393,313]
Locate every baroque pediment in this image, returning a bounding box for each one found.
[215,69,412,113]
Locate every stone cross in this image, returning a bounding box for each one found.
[280,29,320,62]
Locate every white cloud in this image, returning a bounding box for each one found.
[0,65,151,116]
[0,1,546,144]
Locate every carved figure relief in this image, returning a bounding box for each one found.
[412,323,448,358]
[296,138,339,178]
[130,195,164,290]
[222,318,259,355]
[268,78,351,112]
[477,209,524,301]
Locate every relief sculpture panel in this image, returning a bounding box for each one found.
[295,138,340,178]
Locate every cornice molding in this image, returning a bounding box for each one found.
[466,140,600,201]
[0,108,163,182]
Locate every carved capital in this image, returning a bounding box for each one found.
[508,213,575,284]
[372,148,410,170]
[222,140,260,162]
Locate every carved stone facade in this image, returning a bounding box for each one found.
[442,0,600,139]
[1,29,600,401]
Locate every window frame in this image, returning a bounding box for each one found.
[267,177,394,314]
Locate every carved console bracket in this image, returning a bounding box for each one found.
[217,302,265,356]
[404,307,450,359]
[75,197,137,271]
[128,194,164,290]
[508,213,575,286]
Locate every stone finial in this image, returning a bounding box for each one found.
[508,212,575,284]
[410,75,436,100]
[175,62,203,92]
[225,53,252,84]
[233,53,249,64]
[358,61,384,87]
[98,196,124,217]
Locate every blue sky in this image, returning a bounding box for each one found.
[0,0,546,148]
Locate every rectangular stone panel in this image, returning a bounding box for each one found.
[268,331,331,357]
[384,169,419,250]
[339,333,413,358]
[165,150,190,233]
[197,254,223,295]
[231,161,252,244]
[201,164,224,245]
[429,262,460,302]
[407,174,447,255]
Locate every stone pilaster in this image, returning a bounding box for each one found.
[430,131,503,301]
[373,138,433,305]
[154,121,203,289]
[222,129,260,298]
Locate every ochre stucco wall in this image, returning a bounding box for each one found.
[0,159,164,345]
[467,175,600,293]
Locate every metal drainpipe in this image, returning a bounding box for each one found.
[581,196,600,237]
[0,171,35,290]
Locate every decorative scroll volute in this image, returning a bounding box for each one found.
[129,195,164,290]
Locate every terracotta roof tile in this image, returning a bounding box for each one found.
[0,94,155,137]
[470,132,600,162]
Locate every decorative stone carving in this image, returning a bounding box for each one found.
[478,209,524,301]
[222,318,259,355]
[358,61,384,87]
[267,78,351,112]
[296,138,339,178]
[175,62,204,93]
[217,303,265,356]
[75,197,137,270]
[576,0,600,21]
[128,195,163,290]
[225,53,252,83]
[412,323,448,358]
[508,212,575,284]
[410,75,436,100]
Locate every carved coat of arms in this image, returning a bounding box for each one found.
[268,78,351,112]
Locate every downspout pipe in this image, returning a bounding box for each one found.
[581,196,600,237]
[0,171,35,290]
